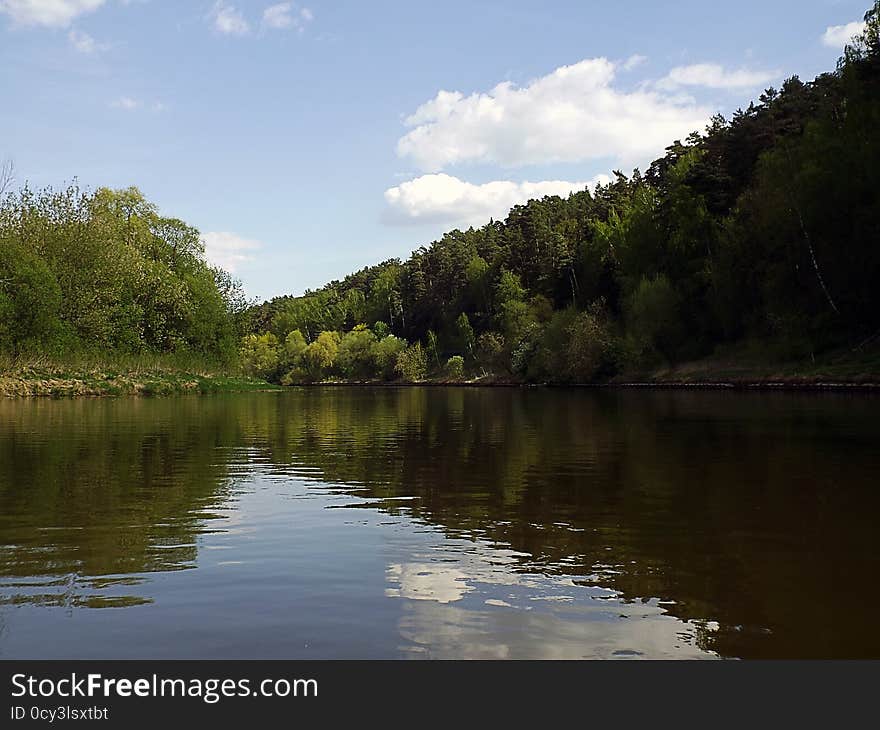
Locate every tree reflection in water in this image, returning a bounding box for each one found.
[0,389,877,658]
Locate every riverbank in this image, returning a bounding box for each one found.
[0,366,278,397]
[3,368,877,396]
[606,342,880,390]
[284,342,880,390]
[3,342,878,396]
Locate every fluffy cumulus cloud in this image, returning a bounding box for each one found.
[657,63,779,90]
[262,2,313,32]
[822,20,867,48]
[396,58,713,172]
[0,0,105,27]
[384,173,611,229]
[210,1,249,36]
[201,231,261,272]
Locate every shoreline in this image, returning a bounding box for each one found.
[286,379,880,392]
[0,371,280,398]
[3,367,878,398]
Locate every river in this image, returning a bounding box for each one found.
[0,388,877,659]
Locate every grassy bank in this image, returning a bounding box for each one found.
[608,341,880,389]
[0,353,278,398]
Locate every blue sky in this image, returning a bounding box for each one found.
[0,0,870,301]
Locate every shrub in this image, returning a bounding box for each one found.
[446,355,465,380]
[372,335,406,380]
[565,305,617,382]
[395,342,427,382]
[511,323,543,378]
[0,240,63,351]
[337,324,377,378]
[239,333,280,378]
[303,331,341,377]
[475,331,505,371]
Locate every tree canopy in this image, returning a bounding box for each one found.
[0,185,249,363]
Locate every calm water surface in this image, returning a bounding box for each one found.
[0,388,877,659]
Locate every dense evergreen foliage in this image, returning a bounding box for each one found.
[0,185,249,364]
[247,6,880,384]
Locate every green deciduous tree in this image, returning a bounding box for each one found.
[395,342,427,382]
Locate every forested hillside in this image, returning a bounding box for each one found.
[2,4,877,387]
[245,3,880,384]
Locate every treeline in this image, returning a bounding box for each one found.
[240,326,464,383]
[247,4,880,384]
[0,185,249,365]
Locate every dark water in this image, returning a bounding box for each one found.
[0,388,877,659]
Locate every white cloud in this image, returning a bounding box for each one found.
[201,231,261,272]
[657,63,779,90]
[822,20,866,49]
[262,3,313,32]
[397,58,711,172]
[110,96,141,110]
[384,173,611,229]
[262,2,290,28]
[210,1,249,36]
[622,54,647,71]
[68,27,106,53]
[110,96,166,112]
[0,0,105,27]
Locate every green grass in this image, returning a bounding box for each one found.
[614,339,880,386]
[0,352,279,398]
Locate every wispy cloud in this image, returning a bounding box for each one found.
[110,96,141,110]
[201,231,261,272]
[262,2,313,32]
[210,1,249,36]
[657,63,779,91]
[0,0,106,28]
[109,96,166,112]
[622,54,647,71]
[822,20,866,49]
[68,27,108,53]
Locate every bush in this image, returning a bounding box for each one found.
[0,240,63,352]
[372,335,406,380]
[303,331,341,377]
[283,329,308,364]
[564,304,618,382]
[337,324,377,378]
[446,355,465,380]
[239,333,280,378]
[395,342,427,382]
[475,331,506,371]
[511,323,543,378]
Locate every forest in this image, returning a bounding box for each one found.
[243,4,880,384]
[0,183,250,370]
[1,3,878,386]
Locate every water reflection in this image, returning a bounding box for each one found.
[0,389,877,658]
